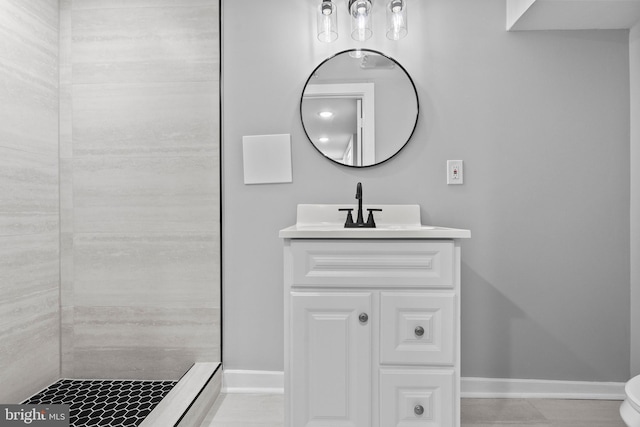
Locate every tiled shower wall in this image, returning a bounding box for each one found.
[0,0,60,403]
[59,0,220,379]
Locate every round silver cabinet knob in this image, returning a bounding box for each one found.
[415,326,424,337]
[414,404,424,415]
[359,313,368,323]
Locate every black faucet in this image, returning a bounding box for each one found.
[339,182,382,228]
[355,182,364,225]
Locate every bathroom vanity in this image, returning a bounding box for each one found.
[280,204,470,427]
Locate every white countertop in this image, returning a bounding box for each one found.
[279,224,471,239]
[279,204,471,239]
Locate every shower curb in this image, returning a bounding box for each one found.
[139,362,222,427]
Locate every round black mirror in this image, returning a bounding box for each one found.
[300,49,419,167]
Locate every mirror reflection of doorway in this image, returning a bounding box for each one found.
[301,83,375,166]
[337,98,363,166]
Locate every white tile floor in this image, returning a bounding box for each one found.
[202,394,283,427]
[202,393,627,427]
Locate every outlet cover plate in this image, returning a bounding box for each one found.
[447,160,464,185]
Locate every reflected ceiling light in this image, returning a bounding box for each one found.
[318,111,334,119]
[319,137,330,143]
[386,0,407,40]
[317,0,338,43]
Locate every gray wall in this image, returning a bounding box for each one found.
[632,22,640,377]
[0,0,60,403]
[60,0,221,380]
[222,0,631,381]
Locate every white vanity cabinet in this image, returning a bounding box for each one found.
[282,238,465,427]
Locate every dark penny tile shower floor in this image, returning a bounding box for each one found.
[23,379,176,427]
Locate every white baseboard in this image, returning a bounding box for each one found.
[222,370,626,400]
[461,377,626,400]
[222,370,284,394]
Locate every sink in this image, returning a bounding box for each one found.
[295,204,422,228]
[279,204,471,239]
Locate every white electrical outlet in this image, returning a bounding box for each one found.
[447,160,463,185]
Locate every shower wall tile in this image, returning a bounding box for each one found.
[72,83,219,156]
[60,0,73,159]
[72,0,216,10]
[0,0,59,402]
[0,289,58,332]
[60,231,74,377]
[0,1,58,69]
[59,159,74,234]
[0,149,59,237]
[71,306,220,380]
[61,0,221,380]
[59,1,73,380]
[0,0,58,158]
[73,61,219,86]
[0,310,60,403]
[73,306,219,348]
[0,233,59,301]
[60,232,74,306]
[72,347,218,381]
[73,233,220,308]
[60,0,72,63]
[1,0,59,33]
[71,5,218,84]
[72,155,219,232]
[60,81,73,158]
[0,77,58,157]
[60,307,74,378]
[0,233,60,402]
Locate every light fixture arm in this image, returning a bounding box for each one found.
[321,0,333,15]
[348,0,374,10]
[389,0,403,12]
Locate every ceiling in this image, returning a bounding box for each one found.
[507,0,640,31]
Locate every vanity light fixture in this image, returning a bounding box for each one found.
[317,0,338,42]
[386,0,407,40]
[349,0,373,41]
[315,0,408,43]
[318,111,334,119]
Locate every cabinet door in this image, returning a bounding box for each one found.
[291,292,372,427]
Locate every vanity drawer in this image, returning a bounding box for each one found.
[380,292,455,366]
[290,240,455,288]
[380,368,455,427]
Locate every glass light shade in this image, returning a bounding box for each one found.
[349,0,373,41]
[386,0,407,40]
[317,0,338,43]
